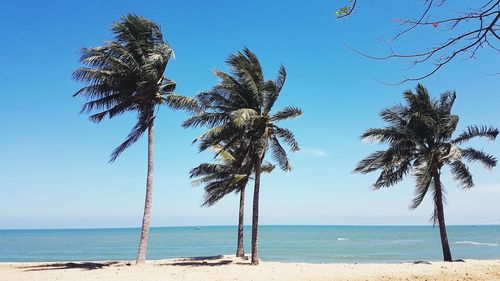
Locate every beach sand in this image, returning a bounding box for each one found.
[1,256,499,281]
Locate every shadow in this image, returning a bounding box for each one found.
[160,255,236,267]
[177,255,225,261]
[170,260,233,267]
[413,261,432,265]
[412,259,465,265]
[234,262,252,265]
[21,261,121,272]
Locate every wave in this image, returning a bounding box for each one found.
[454,241,499,247]
[391,239,424,243]
[336,238,350,241]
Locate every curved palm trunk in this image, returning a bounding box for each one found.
[433,169,452,262]
[251,157,262,265]
[236,186,245,258]
[136,123,154,264]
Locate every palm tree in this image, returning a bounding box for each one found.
[184,48,302,265]
[354,84,498,261]
[190,143,274,258]
[72,14,196,264]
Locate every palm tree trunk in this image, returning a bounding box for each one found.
[136,123,154,264]
[251,157,262,265]
[236,186,245,258]
[433,169,452,262]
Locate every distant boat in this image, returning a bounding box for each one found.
[194,227,201,231]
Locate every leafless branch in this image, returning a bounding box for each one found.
[337,0,500,84]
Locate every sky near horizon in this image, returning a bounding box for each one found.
[0,0,499,229]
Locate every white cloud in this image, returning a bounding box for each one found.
[299,148,329,157]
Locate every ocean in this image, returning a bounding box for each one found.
[1,225,499,263]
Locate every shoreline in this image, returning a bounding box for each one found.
[1,256,499,281]
[2,256,500,265]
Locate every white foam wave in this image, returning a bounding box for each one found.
[392,239,423,243]
[454,241,499,247]
[336,238,350,241]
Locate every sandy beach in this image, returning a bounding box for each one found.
[1,256,499,281]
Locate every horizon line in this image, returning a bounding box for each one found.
[2,223,499,231]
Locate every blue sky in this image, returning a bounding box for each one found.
[1,0,499,229]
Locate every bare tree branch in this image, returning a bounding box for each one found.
[336,0,500,84]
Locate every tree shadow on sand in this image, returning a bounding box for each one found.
[21,261,121,271]
[164,255,234,267]
[170,260,233,266]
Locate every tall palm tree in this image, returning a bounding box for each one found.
[354,84,498,261]
[190,143,274,258]
[184,48,302,265]
[72,14,196,264]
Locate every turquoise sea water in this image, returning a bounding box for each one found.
[1,225,499,263]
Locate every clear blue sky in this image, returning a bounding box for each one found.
[1,0,499,229]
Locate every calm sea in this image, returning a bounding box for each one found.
[0,225,499,263]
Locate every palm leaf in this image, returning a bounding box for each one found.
[353,151,386,174]
[450,161,474,189]
[263,65,286,114]
[270,106,302,122]
[270,136,291,171]
[452,126,499,144]
[460,147,497,169]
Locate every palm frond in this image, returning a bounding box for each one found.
[88,100,135,123]
[226,49,263,108]
[261,161,275,173]
[361,127,408,144]
[182,112,229,128]
[461,147,497,170]
[211,69,252,107]
[273,125,300,152]
[379,105,408,126]
[373,159,411,189]
[270,136,291,171]
[229,108,260,128]
[270,106,302,122]
[410,178,433,210]
[189,163,227,179]
[191,173,230,187]
[438,90,456,114]
[450,161,474,189]
[110,114,153,162]
[79,93,130,114]
[437,115,459,141]
[202,176,248,207]
[208,145,236,162]
[164,93,200,112]
[79,45,137,71]
[452,126,499,144]
[410,157,433,208]
[353,151,386,174]
[198,128,243,153]
[263,65,286,114]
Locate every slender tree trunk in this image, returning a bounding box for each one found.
[236,186,245,258]
[433,169,453,262]
[136,123,154,264]
[251,157,262,265]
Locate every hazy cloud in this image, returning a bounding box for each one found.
[299,148,329,157]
